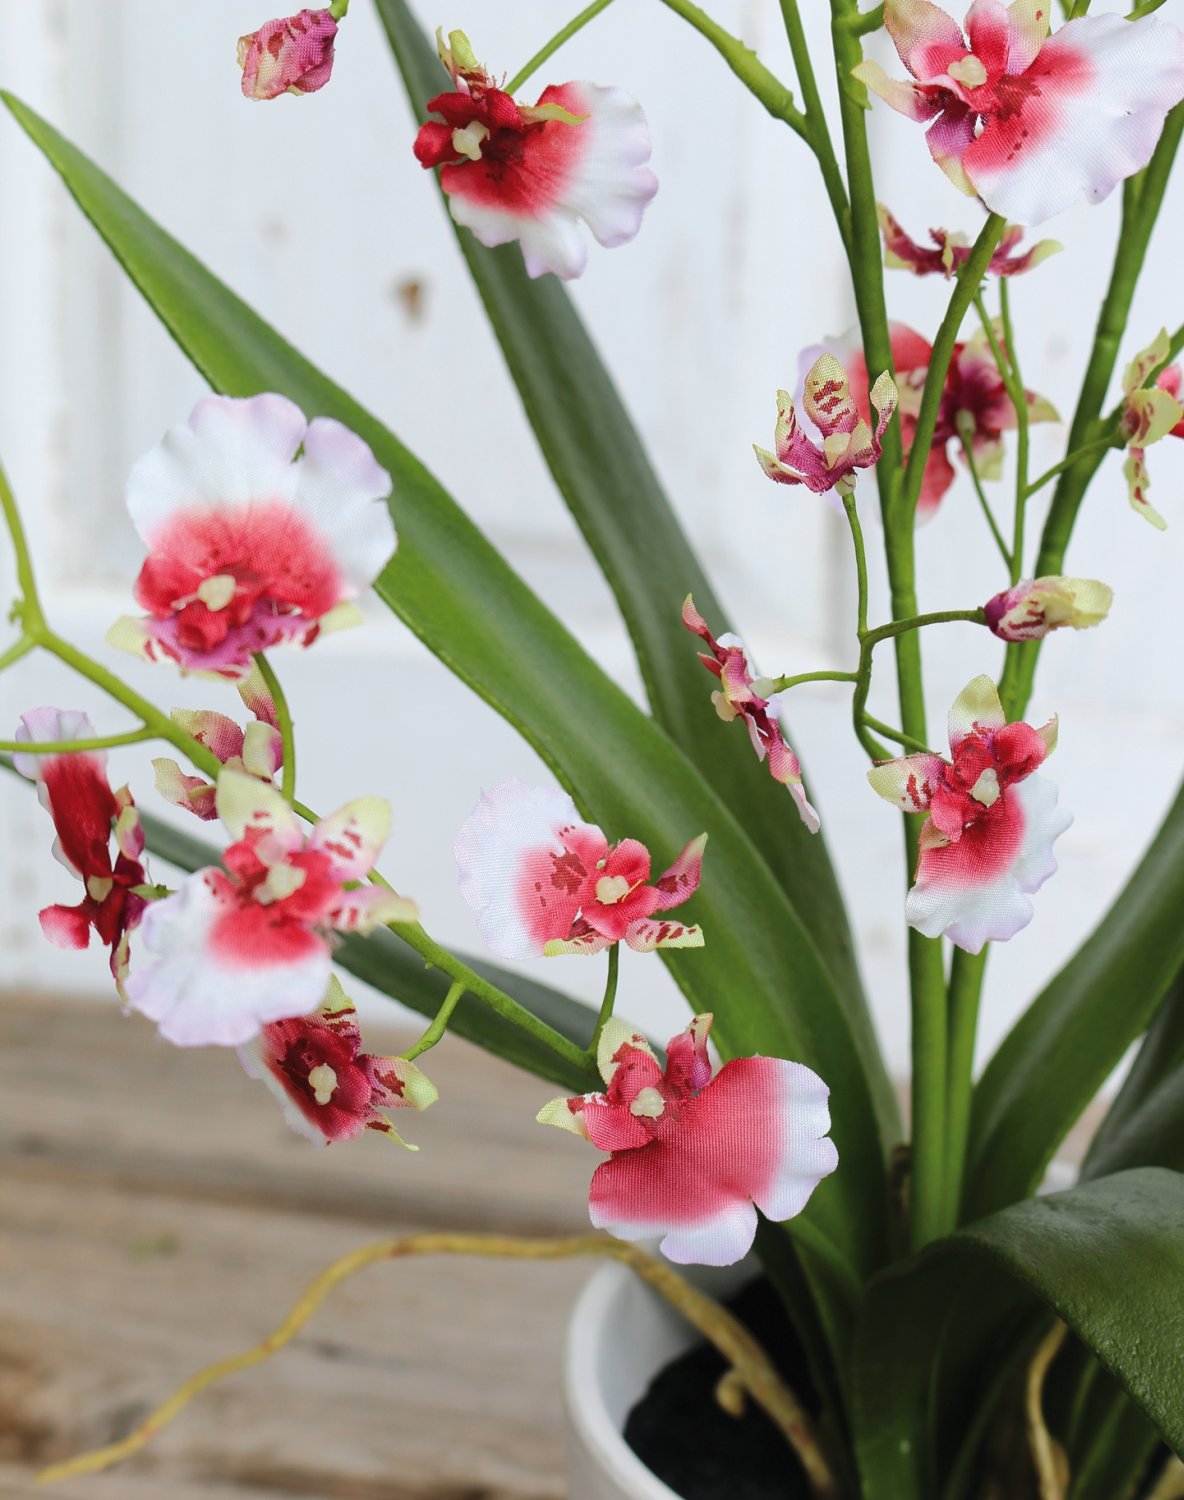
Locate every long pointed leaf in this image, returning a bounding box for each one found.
[966,778,1184,1220]
[374,0,897,1147]
[1,96,889,1302]
[852,1169,1184,1498]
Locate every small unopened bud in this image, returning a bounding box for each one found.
[238,9,337,101]
[984,576,1113,643]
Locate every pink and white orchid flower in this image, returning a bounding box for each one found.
[754,354,897,499]
[816,322,1056,520]
[15,708,148,982]
[984,576,1113,642]
[124,771,418,1047]
[240,976,438,1145]
[538,1015,837,1266]
[109,394,396,679]
[455,780,705,960]
[153,665,283,820]
[868,675,1070,953]
[237,9,338,100]
[413,30,657,281]
[1120,331,1184,531]
[854,2,1184,225]
[681,597,819,832]
[878,204,1059,278]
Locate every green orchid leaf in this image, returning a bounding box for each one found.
[373,0,896,1150]
[0,95,891,1311]
[852,1168,1184,1499]
[966,778,1184,1221]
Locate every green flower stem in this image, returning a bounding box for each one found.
[328,0,350,20]
[658,0,810,142]
[769,670,859,693]
[0,634,34,673]
[958,422,1012,568]
[401,979,466,1061]
[1024,437,1120,498]
[861,609,987,649]
[1001,105,1183,720]
[1130,0,1169,17]
[590,942,620,1055]
[861,715,935,756]
[843,494,870,636]
[778,0,852,251]
[0,726,155,755]
[941,946,988,1231]
[973,283,1030,583]
[506,0,618,95]
[0,460,44,629]
[849,2,885,31]
[253,653,296,803]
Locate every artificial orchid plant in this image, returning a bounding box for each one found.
[2,0,1184,1497]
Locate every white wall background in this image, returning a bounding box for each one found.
[0,0,1181,1083]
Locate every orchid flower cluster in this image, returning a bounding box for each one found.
[6,0,1184,1494]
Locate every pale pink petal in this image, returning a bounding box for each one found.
[331,884,418,934]
[171,708,246,764]
[664,1014,713,1094]
[308,796,392,882]
[906,773,1070,952]
[124,869,332,1046]
[852,59,939,121]
[596,1017,659,1088]
[963,13,1184,225]
[293,418,396,594]
[152,757,218,820]
[241,720,284,779]
[216,769,303,852]
[623,918,704,952]
[13,707,97,780]
[884,0,972,79]
[867,752,945,813]
[651,833,707,912]
[39,902,92,950]
[455,780,606,959]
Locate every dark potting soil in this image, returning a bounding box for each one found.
[623,1278,816,1500]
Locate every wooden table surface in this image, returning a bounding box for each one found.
[0,989,598,1498]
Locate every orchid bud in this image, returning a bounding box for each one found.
[238,9,337,100]
[984,576,1113,642]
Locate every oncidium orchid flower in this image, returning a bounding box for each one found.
[238,9,338,100]
[877,203,1060,278]
[15,708,148,983]
[854,1,1184,225]
[681,597,819,832]
[413,29,658,281]
[109,394,396,679]
[984,576,1113,642]
[125,771,418,1047]
[813,322,1056,520]
[868,676,1070,953]
[454,780,705,960]
[754,354,897,499]
[537,1015,838,1266]
[1120,331,1184,531]
[240,976,438,1146]
[153,664,282,820]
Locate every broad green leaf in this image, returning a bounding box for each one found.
[966,778,1184,1221]
[1,95,890,1301]
[852,1169,1184,1499]
[137,807,600,1093]
[1083,969,1184,1177]
[374,0,897,1149]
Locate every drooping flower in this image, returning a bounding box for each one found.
[854,2,1184,225]
[867,675,1070,953]
[877,203,1059,278]
[1119,331,1184,531]
[537,1015,837,1266]
[15,708,148,982]
[125,771,418,1047]
[984,576,1113,642]
[153,665,283,820]
[753,354,897,499]
[239,975,438,1145]
[109,394,396,679]
[814,322,1056,520]
[238,9,338,100]
[412,29,658,280]
[455,780,705,960]
[681,597,819,832]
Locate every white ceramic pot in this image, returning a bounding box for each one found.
[563,1259,752,1500]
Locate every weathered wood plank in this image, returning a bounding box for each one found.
[0,991,599,1497]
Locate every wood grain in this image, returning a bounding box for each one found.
[0,990,600,1498]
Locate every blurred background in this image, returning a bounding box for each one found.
[1,0,1182,1082]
